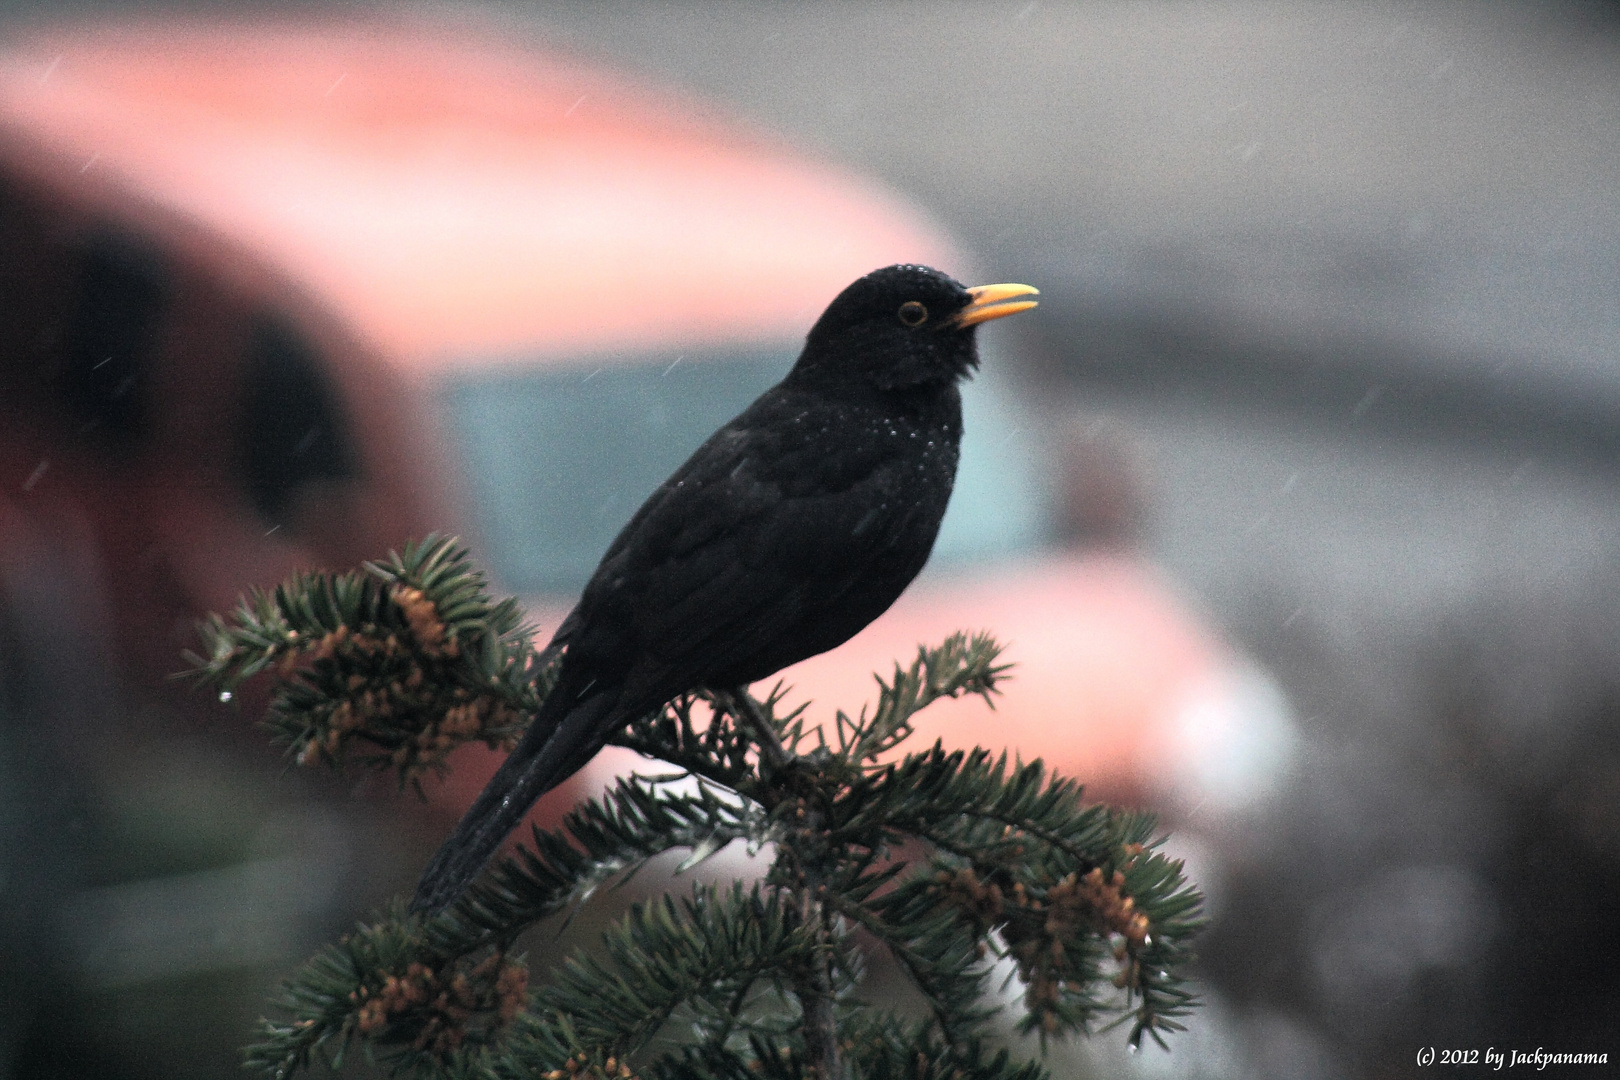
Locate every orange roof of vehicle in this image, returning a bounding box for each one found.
[0,15,955,367]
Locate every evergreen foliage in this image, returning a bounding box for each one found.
[186,536,1203,1080]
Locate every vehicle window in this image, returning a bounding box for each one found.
[240,317,358,524]
[439,347,1047,597]
[60,229,169,447]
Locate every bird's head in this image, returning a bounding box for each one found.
[796,264,1038,391]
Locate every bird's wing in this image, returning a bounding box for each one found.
[567,387,949,688]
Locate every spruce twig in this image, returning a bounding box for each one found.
[183,541,1204,1079]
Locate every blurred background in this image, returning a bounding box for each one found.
[1,1,1618,1077]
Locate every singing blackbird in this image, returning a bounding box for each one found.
[411,264,1037,914]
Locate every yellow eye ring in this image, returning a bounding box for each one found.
[898,301,928,327]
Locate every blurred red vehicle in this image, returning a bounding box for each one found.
[0,13,1233,838]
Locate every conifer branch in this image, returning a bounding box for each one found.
[183,535,546,790]
[837,632,1013,763]
[494,883,824,1073]
[186,541,1204,1078]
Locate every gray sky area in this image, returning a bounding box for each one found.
[477,0,1620,404]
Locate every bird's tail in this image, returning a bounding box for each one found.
[410,689,621,914]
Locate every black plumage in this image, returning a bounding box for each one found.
[411,264,1036,914]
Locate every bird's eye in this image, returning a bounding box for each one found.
[897,301,928,327]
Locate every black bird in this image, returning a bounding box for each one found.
[411,264,1037,914]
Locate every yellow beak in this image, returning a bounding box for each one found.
[951,282,1040,328]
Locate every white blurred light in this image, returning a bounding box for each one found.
[1164,662,1300,816]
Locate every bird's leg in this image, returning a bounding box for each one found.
[721,687,793,770]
